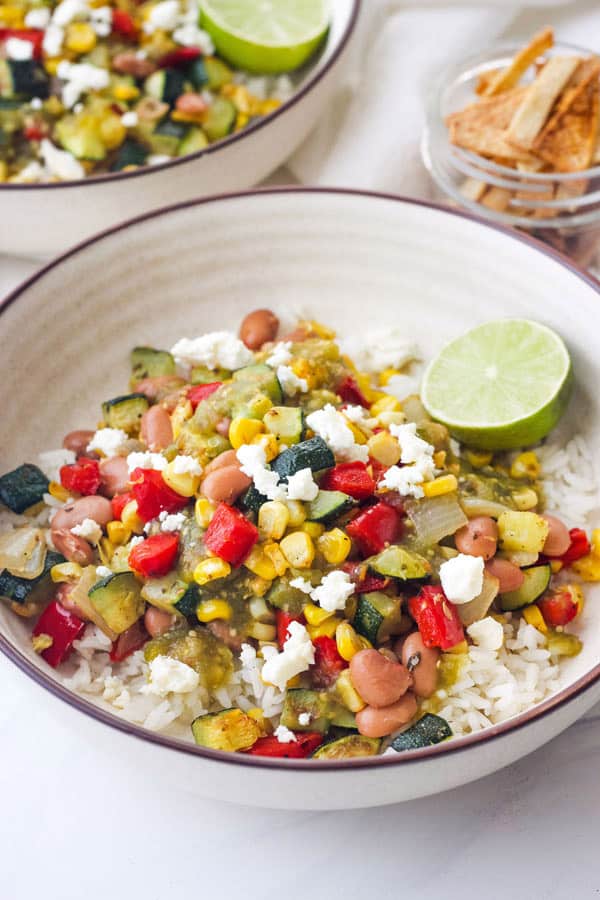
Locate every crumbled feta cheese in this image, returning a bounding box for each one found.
[390,422,433,465]
[274,74,294,102]
[440,554,484,605]
[173,22,214,51]
[171,331,253,372]
[147,154,171,166]
[274,724,297,743]
[289,577,313,594]
[172,455,202,476]
[306,404,369,463]
[38,448,76,482]
[343,404,369,426]
[52,0,89,26]
[338,329,419,374]
[6,37,34,60]
[467,616,504,650]
[57,60,110,109]
[129,535,144,548]
[89,5,112,36]
[380,458,433,499]
[87,428,128,457]
[121,111,139,128]
[25,6,51,27]
[40,139,85,181]
[236,444,286,501]
[277,365,308,397]
[42,23,64,57]
[30,97,43,110]
[142,0,179,33]
[159,511,186,532]
[261,621,315,690]
[379,422,436,498]
[127,451,167,473]
[298,712,311,726]
[71,517,103,545]
[311,570,355,613]
[11,161,45,183]
[382,374,420,401]
[266,341,292,368]
[142,655,200,697]
[285,468,319,502]
[96,565,112,578]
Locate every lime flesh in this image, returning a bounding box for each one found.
[420,319,573,450]
[199,0,330,74]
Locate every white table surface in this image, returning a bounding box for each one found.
[2,253,600,900]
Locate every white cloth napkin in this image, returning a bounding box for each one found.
[288,0,597,198]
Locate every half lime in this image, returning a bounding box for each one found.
[420,319,572,450]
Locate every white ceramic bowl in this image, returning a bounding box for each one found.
[0,0,359,259]
[1,188,600,810]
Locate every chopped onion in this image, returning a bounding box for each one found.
[69,566,118,640]
[461,496,511,519]
[407,494,468,545]
[401,394,428,424]
[0,526,46,579]
[457,572,500,627]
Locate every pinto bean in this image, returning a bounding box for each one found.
[99,456,130,498]
[200,466,252,505]
[133,375,186,403]
[239,309,279,350]
[113,51,156,78]
[542,514,571,557]
[55,582,91,621]
[141,405,173,451]
[62,430,95,457]
[144,607,176,638]
[356,693,418,739]
[175,92,207,115]
[400,632,440,698]
[204,449,239,474]
[485,557,525,593]
[349,649,412,708]
[455,516,498,560]
[51,529,95,566]
[51,495,113,532]
[216,417,231,437]
[207,619,243,652]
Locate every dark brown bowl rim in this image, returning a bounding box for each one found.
[0,0,361,192]
[1,186,599,772]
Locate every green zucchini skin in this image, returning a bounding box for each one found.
[144,68,185,105]
[0,550,65,605]
[280,689,356,734]
[353,591,404,644]
[130,347,176,382]
[271,436,335,481]
[0,463,49,513]
[232,364,283,403]
[202,96,236,142]
[390,714,452,752]
[102,393,149,431]
[173,583,200,619]
[499,564,552,611]
[263,406,304,445]
[111,139,148,171]
[0,59,49,99]
[178,126,208,156]
[88,571,144,634]
[306,490,355,523]
[313,735,380,759]
[191,708,259,751]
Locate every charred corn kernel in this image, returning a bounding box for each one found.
[106,521,131,545]
[523,604,548,634]
[591,529,600,556]
[301,521,325,539]
[303,319,336,339]
[193,557,231,585]
[247,621,277,642]
[196,599,232,623]
[306,617,339,640]
[572,554,600,582]
[50,562,83,583]
[121,500,144,534]
[378,367,402,387]
[99,116,126,149]
[304,603,334,626]
[446,640,469,654]
[98,537,114,566]
[259,98,280,115]
[258,500,289,540]
[318,528,351,565]
[229,417,265,449]
[0,5,25,25]
[549,559,563,574]
[262,541,288,577]
[433,450,447,468]
[195,497,216,528]
[162,460,201,497]
[510,451,541,480]
[244,545,277,580]
[248,576,272,598]
[335,622,371,661]
[249,595,274,622]
[335,668,366,712]
[280,531,315,569]
[377,410,405,427]
[422,474,458,498]
[512,487,539,511]
[44,57,68,76]
[285,500,306,527]
[355,372,382,404]
[370,396,401,417]
[346,420,367,445]
[65,22,97,53]
[367,431,401,466]
[113,83,140,101]
[48,480,71,502]
[32,633,54,654]
[291,358,313,385]
[234,111,250,131]
[466,450,492,468]
[252,433,278,461]
[171,400,193,440]
[247,393,272,418]
[246,707,270,733]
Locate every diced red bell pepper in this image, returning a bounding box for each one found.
[559,528,591,567]
[111,9,138,39]
[408,585,465,650]
[321,461,375,501]
[244,732,323,758]
[338,375,369,408]
[341,561,390,594]
[204,503,258,567]
[33,600,85,668]
[158,46,201,68]
[111,490,135,520]
[109,619,148,662]
[276,610,305,649]
[23,123,47,141]
[369,458,389,487]
[537,588,579,628]
[60,457,101,496]
[346,501,402,557]
[0,28,44,59]
[131,468,188,522]
[310,635,347,688]
[129,533,179,577]
[188,381,222,410]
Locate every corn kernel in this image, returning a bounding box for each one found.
[0,6,25,26]
[48,480,71,502]
[335,668,366,712]
[433,450,447,468]
[367,431,401,466]
[422,474,458,498]
[280,531,315,569]
[171,399,193,439]
[246,707,270,734]
[591,529,600,557]
[193,557,231,585]
[244,545,277,581]
[512,488,539,511]
[354,372,381,404]
[258,500,289,540]
[195,497,216,529]
[370,396,401,417]
[378,367,402,387]
[466,450,492,468]
[304,603,334,626]
[100,116,126,150]
[249,595,274,622]
[570,583,585,614]
[549,560,563,574]
[318,528,351,565]
[306,617,339,639]
[301,521,325,539]
[50,562,83,583]
[229,417,265,449]
[262,541,288,577]
[303,319,336,340]
[162,459,201,497]
[377,410,405,427]
[247,393,273,418]
[252,432,278,461]
[285,500,306,527]
[65,22,97,54]
[572,554,600,582]
[106,521,131,545]
[121,500,145,534]
[234,111,250,131]
[0,160,7,183]
[522,604,548,634]
[247,621,277,642]
[113,83,141,101]
[196,599,232,622]
[248,576,272,597]
[259,98,280,115]
[335,621,371,661]
[32,633,54,654]
[510,451,541,480]
[98,537,114,566]
[44,57,67,76]
[446,640,469,654]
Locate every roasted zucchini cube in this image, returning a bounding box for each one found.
[191,708,260,752]
[0,463,49,513]
[102,393,149,432]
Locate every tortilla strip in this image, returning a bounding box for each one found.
[506,56,580,150]
[479,186,513,212]
[555,178,589,205]
[476,69,501,96]
[460,178,487,202]
[592,99,600,163]
[516,158,545,172]
[483,27,554,97]
[534,57,600,149]
[535,80,600,171]
[447,87,538,162]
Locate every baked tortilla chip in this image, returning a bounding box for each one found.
[479,186,513,212]
[535,79,599,171]
[483,27,554,97]
[534,57,600,147]
[506,56,580,150]
[447,88,536,162]
[460,178,487,202]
